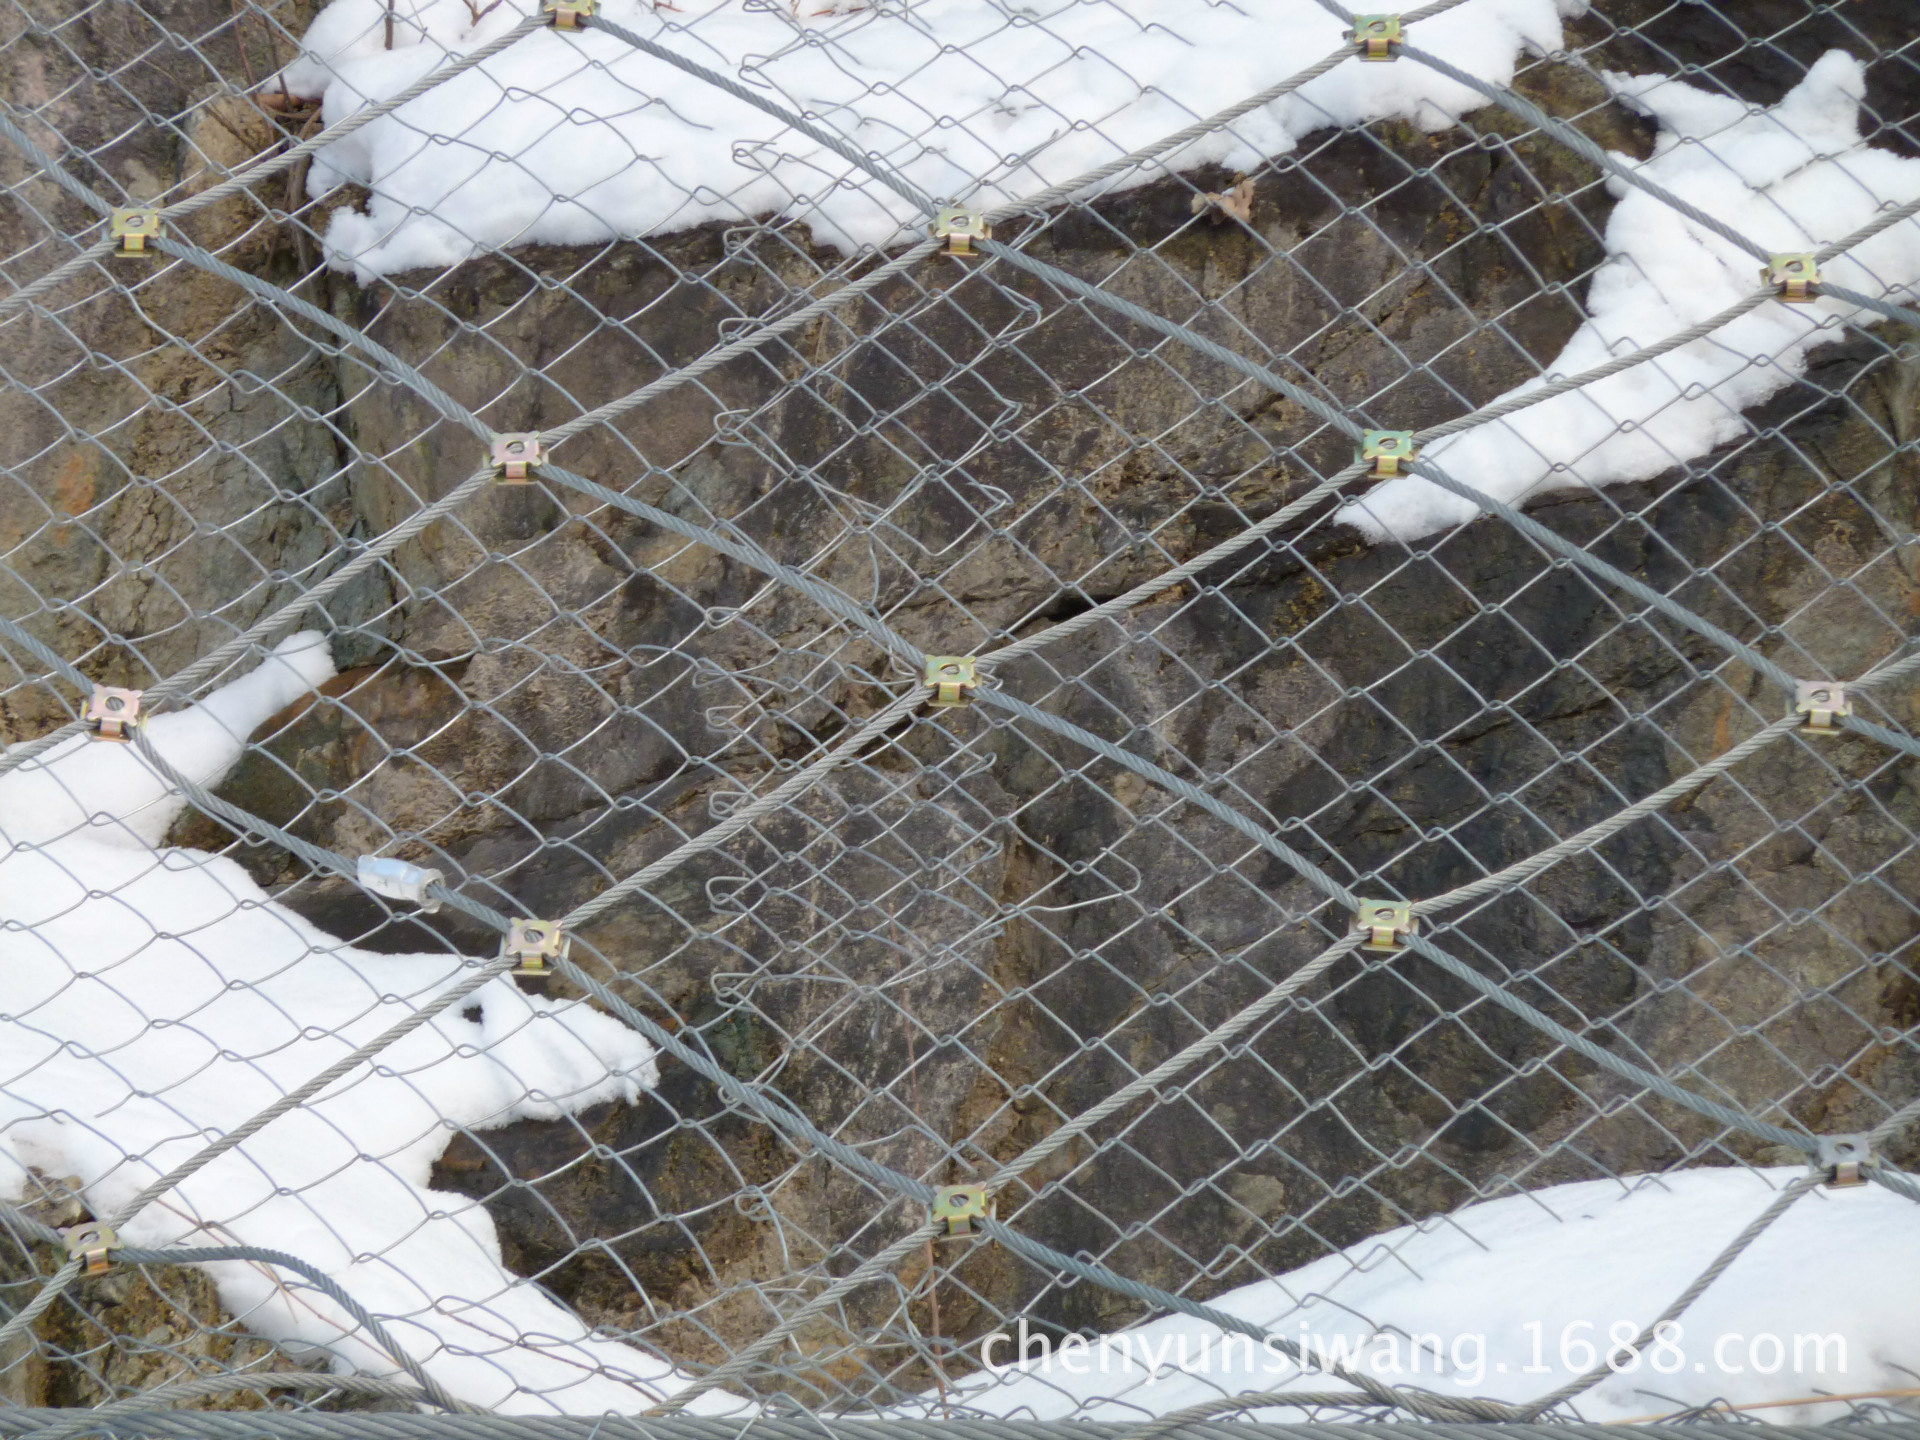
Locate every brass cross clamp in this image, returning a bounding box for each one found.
[63,1221,119,1276]
[503,918,569,976]
[86,686,144,742]
[1815,1134,1872,1187]
[1360,430,1417,478]
[1353,898,1414,952]
[1348,15,1402,59]
[933,208,991,256]
[110,208,161,256]
[490,432,546,481]
[925,656,978,706]
[1794,680,1850,731]
[931,1183,991,1238]
[1763,253,1819,302]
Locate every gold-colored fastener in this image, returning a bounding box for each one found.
[544,0,594,26]
[503,919,568,976]
[1763,253,1819,302]
[63,1221,118,1276]
[933,207,990,256]
[1353,899,1414,952]
[110,208,161,255]
[86,686,144,742]
[1816,1135,1871,1187]
[490,432,545,482]
[1360,430,1417,478]
[1348,15,1402,59]
[925,656,978,707]
[931,1184,991,1238]
[1795,680,1850,731]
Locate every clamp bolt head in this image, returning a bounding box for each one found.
[1359,430,1417,478]
[933,207,990,256]
[931,1183,991,1238]
[1794,680,1850,731]
[490,432,546,482]
[503,918,569,976]
[110,208,161,255]
[1353,899,1413,951]
[1347,14,1402,59]
[924,655,978,706]
[63,1221,119,1275]
[86,686,145,741]
[1763,253,1819,302]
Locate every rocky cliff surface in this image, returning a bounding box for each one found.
[3,0,1917,1406]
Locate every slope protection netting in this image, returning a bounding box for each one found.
[2,0,1920,1426]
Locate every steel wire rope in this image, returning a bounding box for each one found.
[13,20,1911,791]
[698,643,1920,1411]
[12,1413,1912,1440]
[0,656,927,1365]
[0,629,1886,1409]
[522,21,1819,697]
[104,613,1920,1409]
[0,1207,462,1411]
[967,684,1812,1150]
[1516,1173,1822,1417]
[0,16,548,322]
[966,0,1474,223]
[653,933,1371,1413]
[536,948,1523,1424]
[0,658,1503,1425]
[0,111,937,678]
[4,15,1919,1418]
[0,690,1878,1430]
[987,188,1920,665]
[0,237,945,782]
[0,245,1896,1436]
[0,136,937,774]
[1135,1160,1817,1429]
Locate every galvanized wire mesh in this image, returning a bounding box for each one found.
[2,0,1919,1427]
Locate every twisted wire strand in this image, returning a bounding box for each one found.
[2,7,1918,1420]
[0,17,548,322]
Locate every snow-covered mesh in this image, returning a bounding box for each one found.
[1,0,1919,1427]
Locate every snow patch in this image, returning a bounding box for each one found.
[0,635,737,1414]
[941,1166,1920,1422]
[280,0,1580,279]
[1337,52,1920,542]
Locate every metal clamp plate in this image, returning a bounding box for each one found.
[1348,15,1402,59]
[503,918,569,976]
[86,686,144,741]
[925,655,978,706]
[1353,898,1414,952]
[1762,253,1819,302]
[933,207,990,256]
[63,1221,118,1276]
[931,1183,991,1238]
[1794,680,1850,731]
[1360,430,1416,478]
[1815,1133,1871,1186]
[545,0,594,26]
[110,208,161,255]
[490,432,546,481]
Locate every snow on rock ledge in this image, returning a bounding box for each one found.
[0,636,737,1415]
[1338,51,1920,543]
[940,1166,1920,1423]
[281,0,1579,279]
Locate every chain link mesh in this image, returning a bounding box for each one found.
[1,0,1918,1426]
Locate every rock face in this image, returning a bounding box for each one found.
[4,0,1919,1411]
